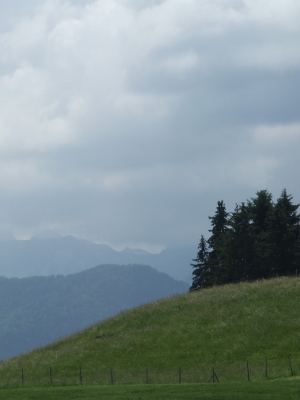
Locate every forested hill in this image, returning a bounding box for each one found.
[0,264,188,360]
[0,236,193,283]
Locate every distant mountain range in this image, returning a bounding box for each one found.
[0,235,195,283]
[0,264,189,360]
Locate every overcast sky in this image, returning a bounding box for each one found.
[0,0,299,251]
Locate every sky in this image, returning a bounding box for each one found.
[0,0,299,251]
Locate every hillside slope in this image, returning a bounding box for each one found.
[1,277,300,385]
[0,264,188,360]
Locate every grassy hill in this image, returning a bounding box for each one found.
[0,264,188,360]
[1,277,300,386]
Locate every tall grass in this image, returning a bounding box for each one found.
[1,277,300,386]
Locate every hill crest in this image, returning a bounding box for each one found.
[1,276,299,386]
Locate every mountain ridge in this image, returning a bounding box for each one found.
[0,263,188,360]
[0,236,194,282]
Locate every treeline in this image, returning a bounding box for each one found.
[190,189,300,290]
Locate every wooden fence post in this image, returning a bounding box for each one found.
[208,367,219,383]
[21,369,24,386]
[79,366,83,385]
[110,368,114,385]
[178,367,181,383]
[265,357,268,379]
[246,362,250,381]
[50,366,52,384]
[288,356,293,376]
[146,368,149,384]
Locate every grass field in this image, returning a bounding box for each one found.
[1,277,300,387]
[0,379,300,400]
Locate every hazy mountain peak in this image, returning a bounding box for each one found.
[122,247,151,255]
[30,230,62,240]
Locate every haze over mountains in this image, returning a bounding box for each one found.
[0,231,192,359]
[0,233,193,283]
[0,264,188,360]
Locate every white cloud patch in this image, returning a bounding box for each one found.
[254,123,300,147]
[0,0,299,249]
[161,52,200,74]
[0,67,73,152]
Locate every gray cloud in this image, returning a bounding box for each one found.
[0,0,299,250]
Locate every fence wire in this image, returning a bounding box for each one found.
[0,357,299,388]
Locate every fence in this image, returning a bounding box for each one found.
[0,357,299,388]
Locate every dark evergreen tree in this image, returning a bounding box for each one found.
[248,189,273,234]
[268,189,300,275]
[228,202,252,281]
[247,190,274,278]
[191,189,300,288]
[189,235,211,290]
[207,200,230,285]
[208,200,229,247]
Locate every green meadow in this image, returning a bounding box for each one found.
[0,380,300,400]
[1,277,300,397]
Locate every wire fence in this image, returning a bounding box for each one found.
[1,357,299,388]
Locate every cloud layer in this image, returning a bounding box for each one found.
[0,0,299,249]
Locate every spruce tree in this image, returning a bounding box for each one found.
[248,190,273,234]
[247,190,274,278]
[191,189,300,287]
[228,202,252,281]
[268,189,300,275]
[190,235,211,290]
[207,200,230,285]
